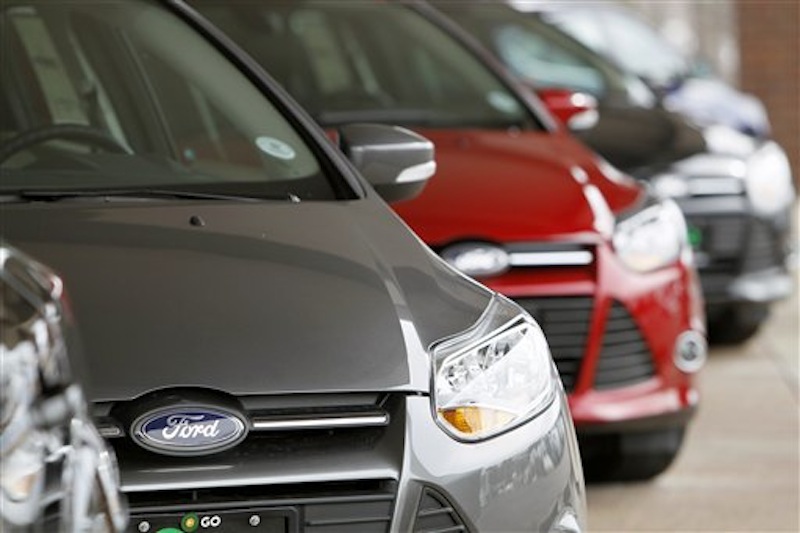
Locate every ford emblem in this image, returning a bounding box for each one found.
[132,406,248,456]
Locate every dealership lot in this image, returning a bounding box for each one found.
[587,251,799,531]
[2,2,797,531]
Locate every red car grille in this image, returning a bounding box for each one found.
[594,302,655,390]
[516,297,656,392]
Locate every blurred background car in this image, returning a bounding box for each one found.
[192,0,708,480]
[431,0,796,344]
[0,1,587,531]
[1,244,127,532]
[514,0,772,139]
[431,0,706,171]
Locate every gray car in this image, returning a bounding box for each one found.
[0,1,585,532]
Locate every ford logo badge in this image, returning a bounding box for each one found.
[132,406,248,456]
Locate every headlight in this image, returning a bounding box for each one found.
[440,242,510,278]
[613,200,689,272]
[431,295,557,441]
[703,124,758,158]
[745,141,795,216]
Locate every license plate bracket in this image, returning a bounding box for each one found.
[129,506,297,533]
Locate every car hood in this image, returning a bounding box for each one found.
[1,198,491,401]
[391,128,642,245]
[575,104,707,176]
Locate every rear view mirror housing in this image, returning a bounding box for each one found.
[339,124,436,202]
[536,88,599,131]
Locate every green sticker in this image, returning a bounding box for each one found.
[688,226,703,248]
[156,529,182,533]
[181,513,200,532]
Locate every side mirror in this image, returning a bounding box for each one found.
[338,124,435,202]
[536,88,599,131]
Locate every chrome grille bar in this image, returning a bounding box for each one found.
[509,250,593,267]
[251,411,389,431]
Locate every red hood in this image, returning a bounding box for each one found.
[391,128,643,245]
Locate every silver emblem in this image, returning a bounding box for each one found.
[132,405,247,456]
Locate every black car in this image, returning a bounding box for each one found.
[430,0,796,342]
[1,244,127,532]
[525,0,772,138]
[0,1,586,531]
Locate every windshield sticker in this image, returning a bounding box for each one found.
[487,91,521,115]
[256,136,296,160]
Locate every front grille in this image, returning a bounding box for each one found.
[413,487,467,533]
[688,212,785,277]
[688,214,747,259]
[594,302,655,390]
[126,480,396,533]
[97,392,392,445]
[741,219,782,272]
[515,296,593,392]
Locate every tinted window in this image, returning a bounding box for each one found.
[546,8,690,87]
[434,3,656,108]
[0,0,346,200]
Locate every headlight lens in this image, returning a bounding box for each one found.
[703,124,758,158]
[613,200,689,272]
[440,242,510,278]
[431,295,557,441]
[745,141,795,216]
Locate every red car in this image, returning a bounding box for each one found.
[192,0,707,480]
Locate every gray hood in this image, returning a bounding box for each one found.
[1,197,491,401]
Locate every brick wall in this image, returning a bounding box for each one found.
[737,0,800,187]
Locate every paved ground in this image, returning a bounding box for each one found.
[586,221,799,531]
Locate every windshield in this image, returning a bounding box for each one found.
[192,1,539,130]
[543,8,691,88]
[433,2,655,108]
[0,0,347,200]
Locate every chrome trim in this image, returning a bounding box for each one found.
[687,177,744,196]
[508,251,593,267]
[673,330,707,374]
[251,412,389,431]
[97,425,124,439]
[728,267,794,302]
[396,160,436,183]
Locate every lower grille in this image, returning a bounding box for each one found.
[741,219,782,272]
[126,480,396,533]
[515,297,593,392]
[413,487,467,533]
[687,210,787,279]
[594,302,655,389]
[688,214,747,259]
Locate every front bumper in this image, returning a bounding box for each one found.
[103,391,585,533]
[481,241,703,434]
[678,192,794,306]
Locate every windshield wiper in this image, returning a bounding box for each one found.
[4,189,300,203]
